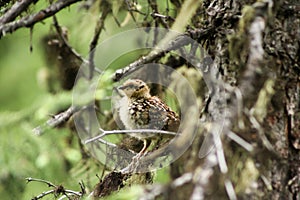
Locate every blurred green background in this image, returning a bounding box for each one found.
[0,1,171,199]
[0,3,86,199]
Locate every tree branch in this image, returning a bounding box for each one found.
[52,15,88,65]
[0,0,36,24]
[112,27,213,81]
[88,0,111,79]
[26,177,83,199]
[84,128,178,144]
[0,0,82,38]
[33,106,79,135]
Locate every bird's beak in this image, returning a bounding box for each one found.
[118,85,126,90]
[113,86,125,97]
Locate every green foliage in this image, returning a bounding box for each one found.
[0,4,87,199]
[98,186,142,200]
[0,1,185,199]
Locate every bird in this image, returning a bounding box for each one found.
[115,79,180,155]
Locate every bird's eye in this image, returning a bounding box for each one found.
[139,85,145,90]
[129,84,135,89]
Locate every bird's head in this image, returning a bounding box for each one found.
[117,79,151,99]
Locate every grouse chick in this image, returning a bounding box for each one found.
[116,79,180,153]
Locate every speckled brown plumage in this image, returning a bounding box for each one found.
[128,96,179,132]
[115,79,180,152]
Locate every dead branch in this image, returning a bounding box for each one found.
[112,27,213,81]
[88,0,111,79]
[0,0,35,24]
[84,128,178,144]
[52,16,88,65]
[0,0,82,38]
[26,177,84,199]
[33,106,79,135]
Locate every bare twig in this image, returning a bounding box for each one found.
[124,0,137,23]
[192,153,217,200]
[26,177,56,187]
[33,189,56,200]
[33,106,79,135]
[151,13,175,24]
[84,128,178,144]
[112,27,213,81]
[112,0,205,81]
[88,0,111,79]
[26,177,83,199]
[171,172,193,188]
[112,49,167,81]
[0,0,82,38]
[213,125,228,174]
[0,0,36,24]
[249,110,274,151]
[227,131,253,152]
[52,16,88,65]
[92,137,118,148]
[148,0,170,28]
[224,178,238,200]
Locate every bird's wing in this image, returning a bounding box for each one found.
[147,96,180,131]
